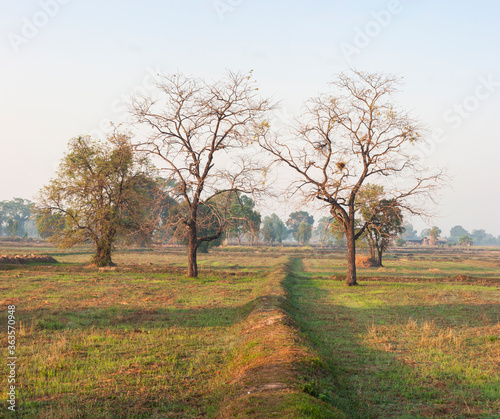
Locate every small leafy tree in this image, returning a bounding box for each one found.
[449,225,469,241]
[296,221,313,245]
[6,219,18,237]
[429,226,442,245]
[35,210,65,239]
[286,211,314,244]
[37,133,162,266]
[365,200,404,266]
[168,200,225,253]
[226,193,261,245]
[0,198,33,237]
[357,185,404,266]
[458,235,473,246]
[261,214,287,245]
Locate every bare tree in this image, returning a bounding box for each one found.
[130,71,271,277]
[259,70,444,286]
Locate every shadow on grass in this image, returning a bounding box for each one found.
[18,297,269,332]
[284,267,500,418]
[13,300,266,417]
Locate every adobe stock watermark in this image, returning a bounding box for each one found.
[7,0,73,54]
[88,66,165,139]
[340,0,403,64]
[213,0,243,21]
[6,305,17,413]
[416,75,500,158]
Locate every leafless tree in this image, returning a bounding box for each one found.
[130,71,272,277]
[259,70,445,286]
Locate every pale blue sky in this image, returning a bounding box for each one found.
[1,0,499,235]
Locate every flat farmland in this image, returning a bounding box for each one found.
[287,248,500,418]
[0,246,340,418]
[1,244,499,418]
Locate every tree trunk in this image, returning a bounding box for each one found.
[367,234,376,260]
[345,223,358,286]
[92,236,115,267]
[377,248,383,267]
[187,225,198,278]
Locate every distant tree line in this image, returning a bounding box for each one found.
[399,223,500,246]
[2,70,462,284]
[0,198,37,238]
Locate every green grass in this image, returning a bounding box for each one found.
[286,257,500,418]
[0,250,283,417]
[1,244,499,417]
[0,248,343,418]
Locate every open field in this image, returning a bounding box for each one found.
[1,243,499,417]
[287,250,500,418]
[0,245,340,418]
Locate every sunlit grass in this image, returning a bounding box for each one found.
[288,256,500,417]
[2,244,499,417]
[0,251,282,417]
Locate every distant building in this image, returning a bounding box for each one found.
[406,237,448,246]
[421,236,448,246]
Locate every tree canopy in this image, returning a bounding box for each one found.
[286,211,314,244]
[261,214,287,245]
[259,70,444,285]
[0,198,33,237]
[37,133,162,266]
[130,71,272,277]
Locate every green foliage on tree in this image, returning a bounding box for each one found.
[471,229,498,246]
[286,211,314,243]
[262,214,287,245]
[457,235,473,246]
[429,226,441,239]
[395,237,406,246]
[401,223,418,241]
[358,192,404,265]
[35,210,65,239]
[356,185,405,265]
[6,219,18,237]
[0,198,33,237]
[429,226,442,245]
[37,134,162,266]
[449,225,469,240]
[168,199,226,253]
[226,193,261,245]
[167,192,261,252]
[329,218,347,246]
[296,220,312,245]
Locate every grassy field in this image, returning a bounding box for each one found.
[0,245,341,418]
[1,243,499,417]
[287,250,500,418]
